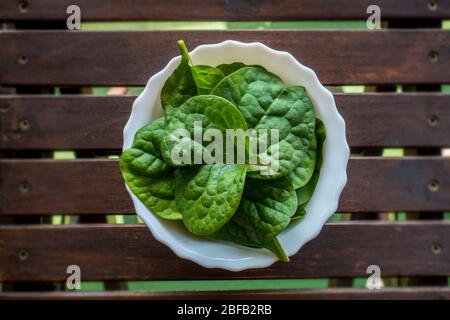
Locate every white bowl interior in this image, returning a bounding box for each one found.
[123,40,349,271]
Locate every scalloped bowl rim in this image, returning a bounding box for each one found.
[123,40,349,271]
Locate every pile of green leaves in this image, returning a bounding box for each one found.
[120,40,326,261]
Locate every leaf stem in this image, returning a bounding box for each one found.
[273,237,290,262]
[177,40,192,65]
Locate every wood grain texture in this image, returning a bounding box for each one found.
[1,93,449,150]
[0,157,449,215]
[1,30,449,85]
[1,287,450,300]
[0,222,449,281]
[1,0,449,21]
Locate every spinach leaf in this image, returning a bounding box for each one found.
[126,117,172,177]
[161,95,248,166]
[212,67,285,127]
[120,117,182,220]
[121,157,181,220]
[175,164,247,236]
[291,206,306,222]
[120,148,170,178]
[264,238,289,262]
[216,63,267,77]
[296,118,326,206]
[212,67,316,180]
[161,41,224,116]
[191,65,224,94]
[287,132,317,189]
[161,40,197,117]
[213,176,297,259]
[216,62,247,76]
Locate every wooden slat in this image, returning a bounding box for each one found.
[1,287,450,300]
[0,95,131,150]
[0,157,449,215]
[1,30,449,85]
[0,222,449,281]
[1,0,450,21]
[1,93,449,150]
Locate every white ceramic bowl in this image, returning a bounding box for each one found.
[123,40,349,271]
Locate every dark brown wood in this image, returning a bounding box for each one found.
[1,47,61,292]
[1,0,450,21]
[1,0,448,301]
[1,30,449,86]
[402,19,448,285]
[1,93,449,150]
[0,222,449,281]
[318,93,450,148]
[0,157,449,215]
[1,287,450,300]
[378,17,447,288]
